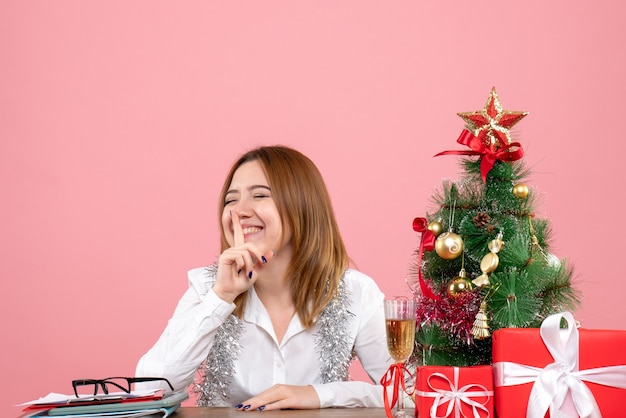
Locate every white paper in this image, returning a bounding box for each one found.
[18,389,162,406]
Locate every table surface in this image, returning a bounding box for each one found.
[172,407,390,417]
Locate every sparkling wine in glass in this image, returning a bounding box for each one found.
[384,298,416,418]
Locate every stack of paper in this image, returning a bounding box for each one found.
[18,390,189,418]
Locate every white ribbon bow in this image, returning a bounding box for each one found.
[493,311,626,418]
[416,366,493,418]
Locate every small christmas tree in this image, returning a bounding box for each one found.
[409,88,580,367]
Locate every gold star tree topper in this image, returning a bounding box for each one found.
[457,87,528,150]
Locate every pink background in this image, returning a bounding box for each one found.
[2,1,625,415]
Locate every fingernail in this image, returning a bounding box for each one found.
[235,404,243,409]
[259,405,266,411]
[248,271,253,279]
[243,405,251,410]
[261,256,267,263]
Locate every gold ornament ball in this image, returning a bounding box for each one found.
[513,183,529,199]
[435,232,464,259]
[447,276,473,297]
[427,221,444,237]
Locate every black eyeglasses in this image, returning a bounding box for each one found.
[72,376,174,398]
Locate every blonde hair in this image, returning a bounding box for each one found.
[218,145,349,328]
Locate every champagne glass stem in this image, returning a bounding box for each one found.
[396,367,404,416]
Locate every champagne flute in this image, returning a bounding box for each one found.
[384,298,416,418]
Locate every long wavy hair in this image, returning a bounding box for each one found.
[218,145,349,328]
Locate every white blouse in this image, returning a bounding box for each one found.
[135,267,394,408]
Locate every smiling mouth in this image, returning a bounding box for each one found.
[242,226,262,235]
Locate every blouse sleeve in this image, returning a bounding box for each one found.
[312,270,396,408]
[135,267,236,392]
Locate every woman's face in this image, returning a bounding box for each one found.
[222,160,291,255]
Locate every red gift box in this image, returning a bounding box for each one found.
[492,312,626,418]
[415,365,494,418]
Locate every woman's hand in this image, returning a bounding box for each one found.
[212,212,273,303]
[235,384,320,411]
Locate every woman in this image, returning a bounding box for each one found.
[136,145,393,411]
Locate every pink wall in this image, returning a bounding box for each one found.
[2,1,625,415]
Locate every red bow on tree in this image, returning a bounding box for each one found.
[436,129,524,182]
[412,217,441,301]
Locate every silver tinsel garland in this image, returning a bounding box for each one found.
[194,264,244,406]
[194,266,354,405]
[315,277,355,383]
[194,313,244,406]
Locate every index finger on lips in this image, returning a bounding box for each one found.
[231,211,245,247]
